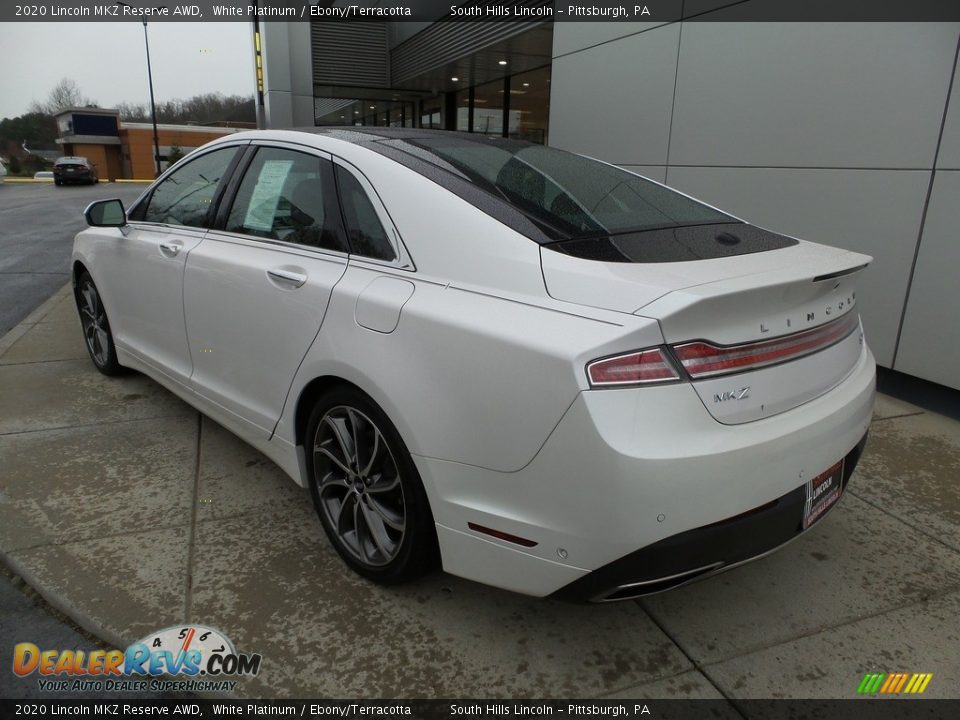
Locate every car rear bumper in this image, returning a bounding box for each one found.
[417,344,876,598]
[551,432,867,602]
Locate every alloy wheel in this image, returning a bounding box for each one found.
[313,405,406,567]
[78,280,109,367]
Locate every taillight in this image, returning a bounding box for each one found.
[672,311,860,379]
[586,347,680,387]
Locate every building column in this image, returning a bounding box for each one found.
[260,22,315,127]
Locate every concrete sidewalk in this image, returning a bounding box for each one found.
[1,285,958,701]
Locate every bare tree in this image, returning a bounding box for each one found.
[117,93,254,125]
[28,78,95,115]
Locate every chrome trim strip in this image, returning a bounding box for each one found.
[593,562,724,603]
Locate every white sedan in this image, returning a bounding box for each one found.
[73,128,875,601]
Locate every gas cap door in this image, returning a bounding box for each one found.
[355,276,415,334]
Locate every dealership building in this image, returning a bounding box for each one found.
[258,12,960,391]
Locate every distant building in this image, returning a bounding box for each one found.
[54,107,254,180]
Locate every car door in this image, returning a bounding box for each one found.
[103,144,242,386]
[182,142,352,437]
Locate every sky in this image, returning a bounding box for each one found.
[0,22,256,118]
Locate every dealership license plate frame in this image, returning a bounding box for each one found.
[803,458,845,529]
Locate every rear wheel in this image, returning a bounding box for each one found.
[306,387,438,584]
[54,179,61,186]
[75,272,124,376]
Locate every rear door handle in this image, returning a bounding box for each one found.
[267,268,307,288]
[159,241,182,257]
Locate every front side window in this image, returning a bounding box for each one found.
[226,147,348,253]
[335,166,396,262]
[142,147,237,228]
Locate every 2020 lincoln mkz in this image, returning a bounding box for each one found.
[73,128,874,601]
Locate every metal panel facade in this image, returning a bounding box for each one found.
[312,22,390,88]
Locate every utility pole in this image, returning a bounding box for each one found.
[142,18,162,177]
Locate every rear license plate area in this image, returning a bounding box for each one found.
[803,459,844,529]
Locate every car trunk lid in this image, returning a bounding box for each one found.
[541,225,872,423]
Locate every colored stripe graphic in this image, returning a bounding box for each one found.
[858,672,933,695]
[857,673,885,694]
[879,674,896,693]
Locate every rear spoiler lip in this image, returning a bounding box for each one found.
[813,263,870,283]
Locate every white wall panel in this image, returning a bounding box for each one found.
[552,21,667,57]
[620,165,668,184]
[893,171,960,389]
[935,38,960,170]
[665,166,931,367]
[669,23,959,169]
[549,24,679,165]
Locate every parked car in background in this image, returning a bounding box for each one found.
[72,128,875,601]
[54,156,98,185]
[0,158,7,182]
[34,171,54,180]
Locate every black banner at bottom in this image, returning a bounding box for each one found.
[2,699,960,720]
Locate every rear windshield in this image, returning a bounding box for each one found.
[404,138,734,240]
[56,157,86,165]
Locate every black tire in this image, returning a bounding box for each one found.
[74,272,125,376]
[54,179,62,186]
[306,386,438,585]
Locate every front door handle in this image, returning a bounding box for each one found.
[267,268,307,288]
[159,241,182,257]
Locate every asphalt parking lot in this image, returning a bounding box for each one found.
[0,182,146,334]
[0,186,958,704]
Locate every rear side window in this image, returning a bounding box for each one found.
[226,147,349,253]
[142,147,237,228]
[335,166,396,262]
[404,138,733,238]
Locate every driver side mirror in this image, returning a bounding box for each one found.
[84,199,127,228]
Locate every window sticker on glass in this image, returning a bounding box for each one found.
[243,160,294,232]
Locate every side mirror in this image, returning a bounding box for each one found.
[84,199,126,228]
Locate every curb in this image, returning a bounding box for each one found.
[0,551,128,653]
[0,283,131,653]
[0,293,236,699]
[0,284,72,355]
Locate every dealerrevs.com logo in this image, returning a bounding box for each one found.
[12,624,261,693]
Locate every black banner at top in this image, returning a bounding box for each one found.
[3,0,960,23]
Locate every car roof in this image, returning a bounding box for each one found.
[293,126,530,144]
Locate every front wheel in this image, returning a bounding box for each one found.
[306,387,438,585]
[75,272,125,376]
